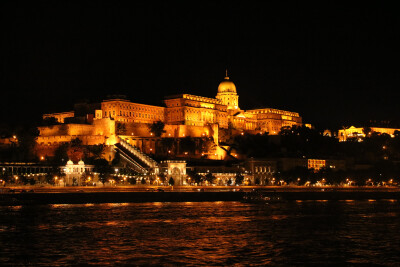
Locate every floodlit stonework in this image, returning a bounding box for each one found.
[37,73,302,158]
[338,126,400,141]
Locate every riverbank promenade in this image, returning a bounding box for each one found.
[1,186,400,206]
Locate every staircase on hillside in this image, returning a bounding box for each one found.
[114,139,159,174]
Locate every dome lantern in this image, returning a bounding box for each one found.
[216,70,239,109]
[217,71,237,93]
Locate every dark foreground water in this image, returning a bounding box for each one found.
[0,200,399,266]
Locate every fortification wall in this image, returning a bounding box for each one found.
[38,124,95,136]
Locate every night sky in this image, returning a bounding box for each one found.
[1,2,399,129]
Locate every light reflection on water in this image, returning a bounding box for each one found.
[0,200,399,266]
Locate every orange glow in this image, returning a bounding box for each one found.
[38,73,303,153]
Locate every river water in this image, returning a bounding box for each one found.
[0,200,399,266]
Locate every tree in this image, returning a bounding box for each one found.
[94,159,112,186]
[45,173,55,185]
[53,143,69,165]
[205,172,216,185]
[112,151,121,165]
[98,172,109,186]
[159,138,175,155]
[158,172,167,184]
[81,171,94,186]
[0,170,12,185]
[88,144,105,160]
[199,137,216,155]
[363,127,372,137]
[28,177,36,185]
[168,177,175,186]
[187,169,203,185]
[148,121,166,137]
[234,173,244,185]
[180,136,196,155]
[68,138,85,162]
[12,125,40,162]
[70,138,83,147]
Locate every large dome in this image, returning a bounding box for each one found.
[218,76,237,93]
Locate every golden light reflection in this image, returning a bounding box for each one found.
[51,204,71,209]
[153,202,163,207]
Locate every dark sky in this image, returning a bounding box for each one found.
[1,1,399,129]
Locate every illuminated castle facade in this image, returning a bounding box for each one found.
[37,73,302,158]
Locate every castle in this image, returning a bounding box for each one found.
[37,73,302,159]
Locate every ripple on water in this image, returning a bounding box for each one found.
[0,201,399,266]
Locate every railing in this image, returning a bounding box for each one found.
[117,150,147,174]
[118,139,158,169]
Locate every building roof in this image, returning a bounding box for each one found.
[217,76,237,94]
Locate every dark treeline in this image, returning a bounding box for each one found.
[226,126,400,185]
[228,126,400,161]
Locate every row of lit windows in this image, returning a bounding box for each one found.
[308,163,325,167]
[104,110,163,120]
[184,102,217,110]
[104,103,164,114]
[185,109,224,116]
[309,160,325,164]
[255,166,271,173]
[65,167,86,173]
[183,94,221,104]
[308,159,326,170]
[251,109,299,117]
